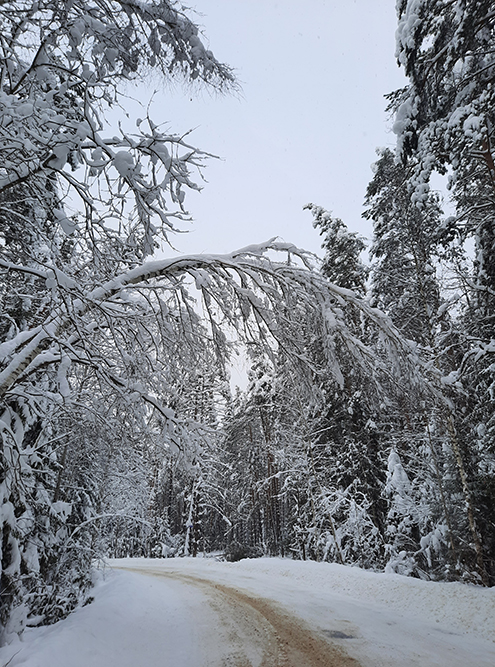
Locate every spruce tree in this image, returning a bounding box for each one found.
[392,0,495,585]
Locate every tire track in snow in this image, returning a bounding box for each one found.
[120,567,361,667]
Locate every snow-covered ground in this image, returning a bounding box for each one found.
[1,557,494,666]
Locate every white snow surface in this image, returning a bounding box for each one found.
[1,556,494,666]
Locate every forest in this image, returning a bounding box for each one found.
[1,0,494,645]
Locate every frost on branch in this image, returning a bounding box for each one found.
[0,0,234,261]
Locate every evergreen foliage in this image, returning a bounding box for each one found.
[305,204,368,294]
[392,0,495,586]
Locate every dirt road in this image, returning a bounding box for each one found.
[121,567,361,667]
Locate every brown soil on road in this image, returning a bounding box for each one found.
[120,567,362,667]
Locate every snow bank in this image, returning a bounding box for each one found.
[239,558,495,641]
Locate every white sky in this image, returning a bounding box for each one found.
[132,0,407,257]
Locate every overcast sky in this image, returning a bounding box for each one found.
[134,0,407,258]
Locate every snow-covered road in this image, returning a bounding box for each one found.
[1,557,494,666]
[118,566,358,666]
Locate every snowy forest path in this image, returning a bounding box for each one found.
[116,565,362,667]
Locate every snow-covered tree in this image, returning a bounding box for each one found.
[364,148,444,347]
[218,352,292,558]
[394,1,495,340]
[391,0,495,585]
[363,148,456,576]
[305,203,368,295]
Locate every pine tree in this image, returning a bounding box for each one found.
[364,148,443,347]
[392,0,495,585]
[305,203,368,294]
[297,204,388,567]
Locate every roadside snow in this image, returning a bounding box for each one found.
[1,557,494,667]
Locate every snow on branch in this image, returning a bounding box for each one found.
[0,241,429,419]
